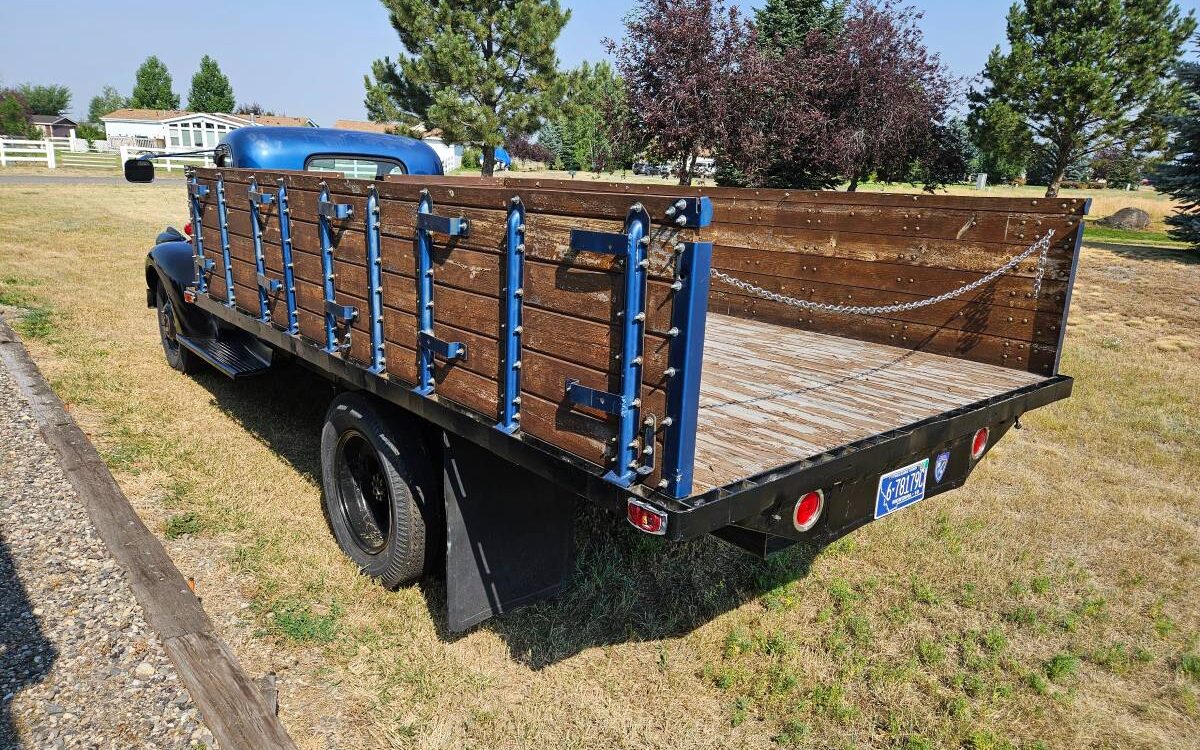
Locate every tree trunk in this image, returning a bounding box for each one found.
[847,174,859,192]
[481,145,496,177]
[1044,143,1072,198]
[677,150,696,186]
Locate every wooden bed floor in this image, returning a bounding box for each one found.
[691,314,1048,493]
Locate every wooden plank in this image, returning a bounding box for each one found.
[0,320,297,750]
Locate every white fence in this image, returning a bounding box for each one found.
[118,145,214,172]
[0,139,55,167]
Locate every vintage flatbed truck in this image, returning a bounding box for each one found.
[128,127,1087,630]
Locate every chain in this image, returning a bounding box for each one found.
[710,230,1056,316]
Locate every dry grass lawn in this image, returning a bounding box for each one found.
[0,182,1197,750]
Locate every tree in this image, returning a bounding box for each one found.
[558,61,630,173]
[756,0,845,54]
[1155,60,1200,246]
[968,98,1034,182]
[536,120,565,168]
[1090,144,1144,187]
[506,134,554,166]
[187,55,235,113]
[371,0,570,176]
[608,0,749,185]
[131,56,179,110]
[87,85,128,123]
[235,102,278,117]
[363,56,432,127]
[970,0,1195,198]
[17,84,71,116]
[0,90,37,139]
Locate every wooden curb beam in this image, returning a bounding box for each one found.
[0,317,297,750]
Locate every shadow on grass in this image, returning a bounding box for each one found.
[192,358,818,667]
[1083,239,1199,264]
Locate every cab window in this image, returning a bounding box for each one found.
[305,155,406,180]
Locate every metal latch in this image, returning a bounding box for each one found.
[419,330,466,361]
[248,188,275,206]
[416,212,470,237]
[256,273,282,295]
[564,379,626,415]
[318,200,353,220]
[569,229,627,255]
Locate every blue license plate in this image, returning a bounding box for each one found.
[874,458,929,519]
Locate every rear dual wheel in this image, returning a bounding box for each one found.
[320,392,439,587]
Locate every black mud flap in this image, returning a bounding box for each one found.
[442,432,574,632]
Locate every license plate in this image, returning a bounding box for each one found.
[874,458,929,519]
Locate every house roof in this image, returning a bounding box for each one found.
[101,108,313,127]
[30,114,76,125]
[332,120,446,139]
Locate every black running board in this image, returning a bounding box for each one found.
[176,335,272,378]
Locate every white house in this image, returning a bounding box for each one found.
[100,109,317,149]
[332,119,464,172]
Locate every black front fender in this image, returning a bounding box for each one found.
[145,240,210,336]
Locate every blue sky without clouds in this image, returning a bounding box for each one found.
[2,0,1198,127]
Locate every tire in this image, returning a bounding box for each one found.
[320,392,437,588]
[155,284,201,374]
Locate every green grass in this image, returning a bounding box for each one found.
[1043,653,1081,682]
[164,512,203,539]
[263,598,341,644]
[1082,224,1186,247]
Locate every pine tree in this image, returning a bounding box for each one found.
[756,0,845,54]
[187,56,235,113]
[130,56,179,110]
[537,121,565,169]
[1155,60,1200,247]
[970,0,1195,197]
[371,0,570,175]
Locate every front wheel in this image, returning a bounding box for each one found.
[155,285,200,374]
[320,392,438,587]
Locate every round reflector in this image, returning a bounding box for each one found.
[793,490,824,532]
[971,427,990,460]
[183,221,193,237]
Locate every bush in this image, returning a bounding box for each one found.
[75,122,105,145]
[461,146,481,169]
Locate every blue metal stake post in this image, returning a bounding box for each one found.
[247,178,278,322]
[274,178,299,335]
[186,175,211,294]
[365,185,386,374]
[661,240,713,499]
[413,189,469,396]
[317,182,355,353]
[565,203,652,486]
[215,174,235,307]
[496,196,526,433]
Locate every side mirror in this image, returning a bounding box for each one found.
[124,158,155,183]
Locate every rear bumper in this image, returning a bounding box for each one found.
[654,375,1073,543]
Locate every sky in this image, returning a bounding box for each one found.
[2,0,1199,128]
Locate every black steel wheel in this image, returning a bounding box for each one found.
[320,392,437,587]
[155,285,200,374]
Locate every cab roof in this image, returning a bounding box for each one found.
[220,126,444,175]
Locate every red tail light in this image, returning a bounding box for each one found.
[793,490,824,532]
[183,221,193,237]
[627,499,667,535]
[971,427,990,460]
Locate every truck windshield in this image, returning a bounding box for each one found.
[305,156,407,180]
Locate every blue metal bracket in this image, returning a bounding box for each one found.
[495,196,526,434]
[563,202,652,487]
[256,273,282,295]
[325,300,358,323]
[186,174,209,294]
[247,186,275,206]
[569,229,627,255]
[660,240,713,499]
[416,212,470,237]
[316,183,352,353]
[413,190,458,396]
[275,178,299,335]
[419,330,466,361]
[318,200,353,221]
[247,177,273,322]
[215,174,235,306]
[565,379,626,415]
[365,184,386,373]
[663,197,713,228]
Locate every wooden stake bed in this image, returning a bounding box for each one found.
[691,313,1046,493]
[185,167,1086,505]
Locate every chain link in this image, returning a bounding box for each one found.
[709,230,1056,317]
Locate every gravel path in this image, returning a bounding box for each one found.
[0,364,215,749]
